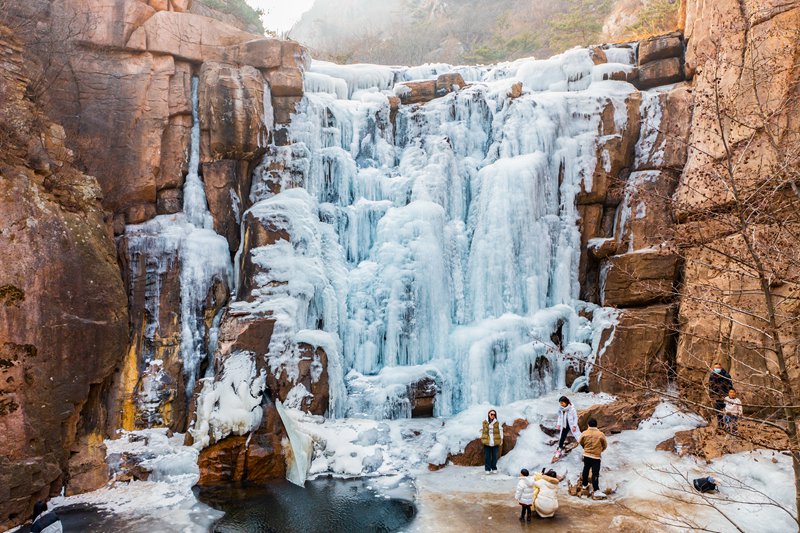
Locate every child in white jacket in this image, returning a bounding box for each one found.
[533,468,560,518]
[515,468,535,522]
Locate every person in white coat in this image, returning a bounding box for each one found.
[556,396,581,451]
[533,469,560,518]
[514,468,535,522]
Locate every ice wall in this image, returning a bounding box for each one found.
[232,46,635,420]
[125,77,233,426]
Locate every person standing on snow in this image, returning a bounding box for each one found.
[578,418,607,499]
[553,396,581,461]
[708,363,733,425]
[30,501,62,533]
[514,468,535,522]
[481,409,502,473]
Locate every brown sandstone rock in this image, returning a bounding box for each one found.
[636,57,684,90]
[638,33,683,65]
[126,11,260,63]
[199,62,268,162]
[408,377,438,418]
[614,170,678,253]
[447,419,529,466]
[0,38,128,526]
[159,114,192,191]
[62,50,174,213]
[634,84,693,171]
[656,424,789,460]
[264,66,305,97]
[202,159,251,252]
[266,343,333,416]
[197,403,287,485]
[272,96,303,125]
[602,251,680,307]
[397,73,466,105]
[577,394,662,434]
[169,0,192,12]
[64,0,156,50]
[589,305,676,394]
[578,92,640,205]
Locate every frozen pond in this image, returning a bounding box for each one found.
[197,477,417,533]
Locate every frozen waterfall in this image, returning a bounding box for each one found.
[235,47,634,420]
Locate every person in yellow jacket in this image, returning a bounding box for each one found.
[578,418,607,498]
[481,409,502,473]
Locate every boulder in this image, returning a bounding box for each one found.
[589,305,676,394]
[656,424,789,460]
[264,66,305,97]
[169,0,192,12]
[397,73,466,105]
[638,33,683,65]
[447,419,529,466]
[636,57,684,90]
[602,251,680,307]
[232,38,284,70]
[197,403,287,485]
[199,62,268,162]
[577,394,662,434]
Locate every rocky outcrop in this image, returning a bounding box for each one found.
[396,73,467,105]
[197,403,287,485]
[446,419,530,467]
[634,32,686,90]
[0,25,128,530]
[6,0,305,222]
[590,305,676,394]
[577,394,662,434]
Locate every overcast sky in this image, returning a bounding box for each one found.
[246,0,316,34]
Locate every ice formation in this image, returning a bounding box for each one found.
[214,44,642,429]
[124,76,233,425]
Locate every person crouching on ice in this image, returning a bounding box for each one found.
[533,468,560,518]
[515,468,535,522]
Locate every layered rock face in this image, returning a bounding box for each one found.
[674,1,800,407]
[0,26,128,529]
[3,0,309,436]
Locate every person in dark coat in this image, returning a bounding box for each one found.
[30,500,62,533]
[708,363,733,425]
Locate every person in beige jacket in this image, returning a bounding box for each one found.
[578,418,607,498]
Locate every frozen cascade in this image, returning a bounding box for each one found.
[125,76,233,425]
[220,46,633,426]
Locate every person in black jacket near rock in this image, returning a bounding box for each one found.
[708,363,733,425]
[30,501,62,533]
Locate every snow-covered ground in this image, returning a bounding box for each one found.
[27,391,795,533]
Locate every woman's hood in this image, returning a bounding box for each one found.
[540,474,559,485]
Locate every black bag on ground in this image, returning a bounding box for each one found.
[693,476,717,493]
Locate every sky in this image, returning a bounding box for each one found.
[246,0,316,34]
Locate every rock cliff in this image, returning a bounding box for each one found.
[0,24,128,530]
